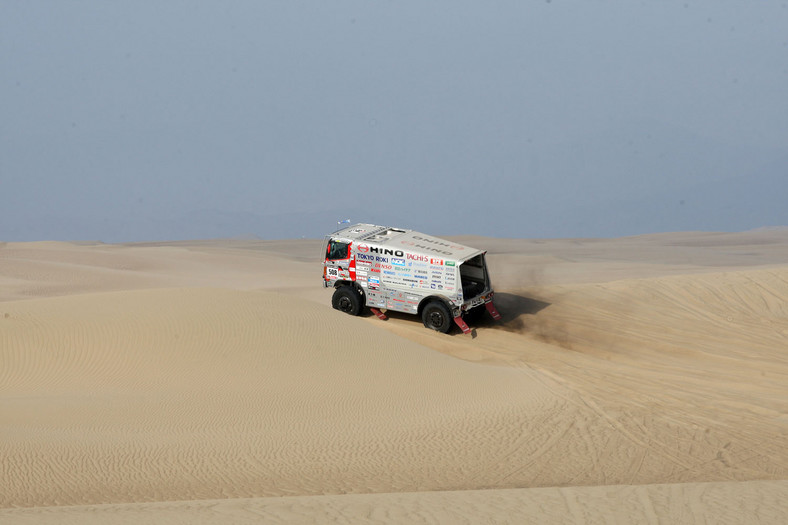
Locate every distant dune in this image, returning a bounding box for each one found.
[2,231,787,523]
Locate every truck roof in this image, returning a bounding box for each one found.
[330,223,484,262]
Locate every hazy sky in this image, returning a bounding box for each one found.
[2,1,787,241]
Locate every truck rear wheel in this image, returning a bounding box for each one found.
[332,286,362,316]
[422,301,452,333]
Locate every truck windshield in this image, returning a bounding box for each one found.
[327,240,350,260]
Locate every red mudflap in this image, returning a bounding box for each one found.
[485,301,502,321]
[370,307,387,320]
[453,316,472,334]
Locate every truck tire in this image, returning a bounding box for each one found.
[422,301,453,333]
[332,286,362,316]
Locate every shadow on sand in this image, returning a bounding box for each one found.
[468,292,551,330]
[358,292,551,337]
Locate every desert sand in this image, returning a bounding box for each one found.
[1,230,787,523]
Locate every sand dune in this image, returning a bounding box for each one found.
[1,231,787,522]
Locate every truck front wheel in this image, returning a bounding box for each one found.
[422,301,452,333]
[332,286,362,316]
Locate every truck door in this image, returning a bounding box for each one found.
[324,239,353,284]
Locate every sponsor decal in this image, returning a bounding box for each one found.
[369,246,404,257]
[445,261,456,266]
[357,270,368,276]
[383,270,396,276]
[406,253,430,262]
[430,258,444,266]
[358,254,391,263]
[357,243,369,253]
[404,236,457,256]
[411,235,466,252]
[392,258,406,266]
[417,247,452,256]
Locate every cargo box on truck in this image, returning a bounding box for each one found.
[322,223,501,334]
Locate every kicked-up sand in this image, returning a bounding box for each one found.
[1,230,787,523]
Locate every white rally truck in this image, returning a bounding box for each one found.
[322,223,501,334]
